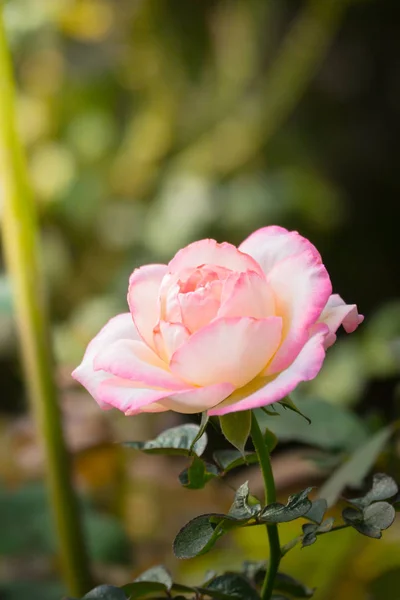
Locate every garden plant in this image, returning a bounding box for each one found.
[69,228,399,600]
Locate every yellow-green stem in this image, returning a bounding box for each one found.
[0,10,91,597]
[251,412,281,600]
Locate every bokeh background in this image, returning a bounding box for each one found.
[0,0,399,598]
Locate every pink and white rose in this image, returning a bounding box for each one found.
[72,226,363,416]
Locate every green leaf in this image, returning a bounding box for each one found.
[173,501,258,560]
[274,573,315,598]
[122,581,168,598]
[304,499,327,525]
[306,453,342,471]
[173,513,227,559]
[83,586,127,599]
[174,482,264,559]
[198,573,260,600]
[213,450,259,473]
[317,517,335,533]
[260,405,280,417]
[342,502,396,539]
[256,397,368,453]
[123,565,175,598]
[241,561,267,585]
[318,426,393,507]
[263,427,278,452]
[301,517,335,548]
[171,583,198,594]
[228,482,261,520]
[190,412,209,451]
[135,565,172,589]
[123,424,208,457]
[261,488,313,523]
[348,473,398,509]
[301,523,319,548]
[220,410,252,454]
[211,423,275,475]
[278,396,311,424]
[179,456,220,489]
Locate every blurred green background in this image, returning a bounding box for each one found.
[0,0,399,598]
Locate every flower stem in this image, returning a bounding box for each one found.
[0,11,92,597]
[250,412,281,600]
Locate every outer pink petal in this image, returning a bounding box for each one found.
[218,271,275,319]
[97,377,233,415]
[168,239,264,277]
[93,338,187,390]
[209,323,329,415]
[318,293,364,348]
[71,313,139,407]
[265,250,332,374]
[127,264,167,349]
[239,226,322,277]
[159,383,235,414]
[170,316,282,388]
[97,377,176,414]
[140,402,169,413]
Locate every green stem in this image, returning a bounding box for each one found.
[0,10,92,597]
[281,523,351,556]
[250,412,281,600]
[321,524,349,535]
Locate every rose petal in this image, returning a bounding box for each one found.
[127,264,167,349]
[160,265,229,325]
[170,316,282,388]
[178,265,231,292]
[163,281,183,323]
[179,281,222,332]
[218,271,275,319]
[97,377,176,414]
[140,402,169,413]
[72,313,139,407]
[265,250,332,374]
[239,226,322,276]
[209,323,329,415]
[160,382,235,414]
[318,293,364,348]
[168,239,264,277]
[97,377,233,415]
[154,320,190,362]
[93,338,187,390]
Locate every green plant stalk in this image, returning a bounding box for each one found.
[251,412,281,600]
[0,11,91,597]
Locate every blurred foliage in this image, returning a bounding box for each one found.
[0,0,399,598]
[0,483,130,563]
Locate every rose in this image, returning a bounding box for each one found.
[72,226,363,416]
